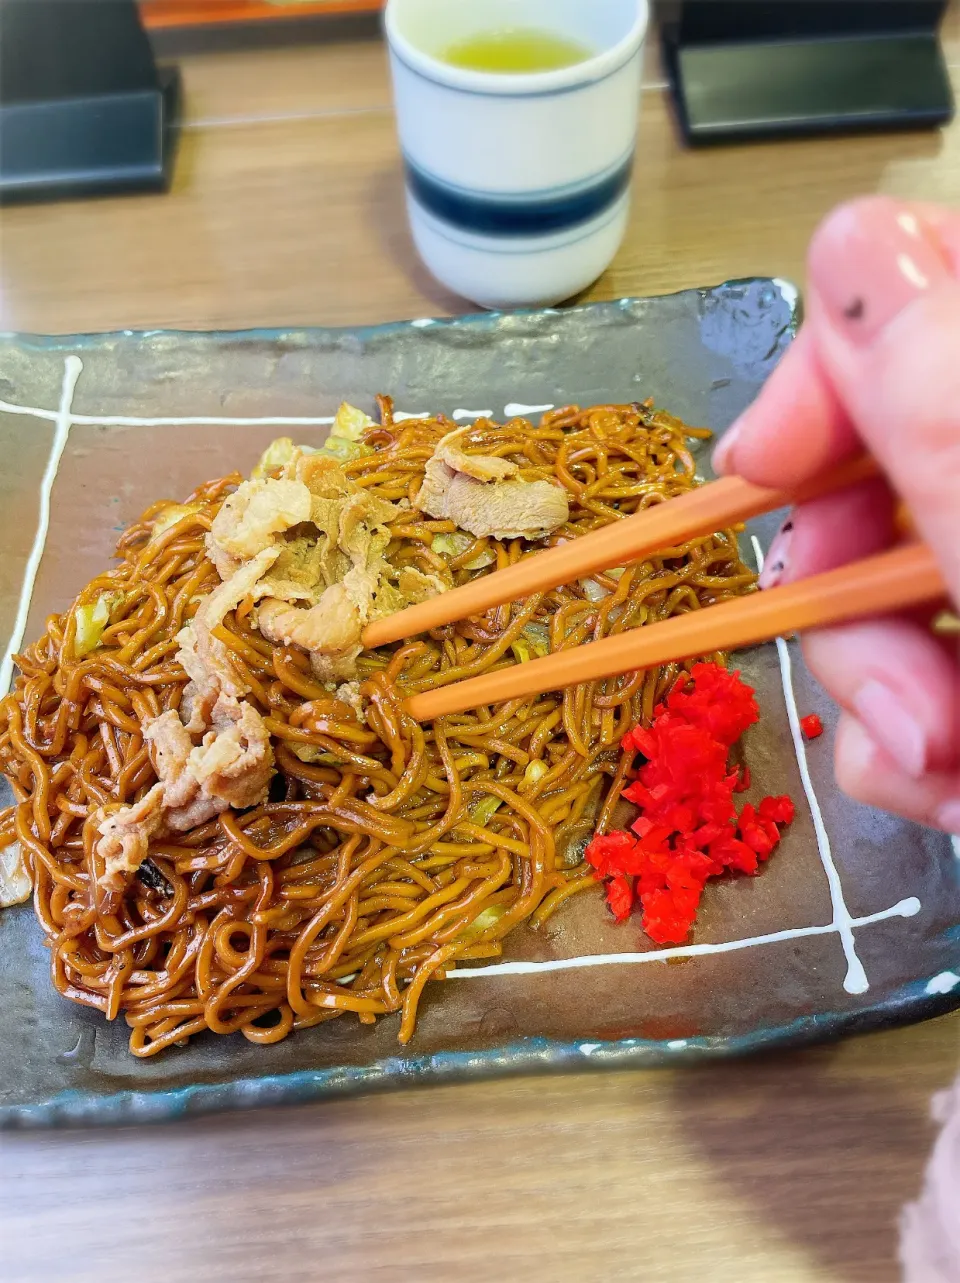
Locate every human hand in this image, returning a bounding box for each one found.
[712,195,960,834]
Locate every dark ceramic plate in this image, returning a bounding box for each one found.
[2,283,959,1129]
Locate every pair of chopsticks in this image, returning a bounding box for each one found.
[360,456,946,721]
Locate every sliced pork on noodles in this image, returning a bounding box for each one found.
[415,426,570,540]
[96,424,450,885]
[206,447,446,681]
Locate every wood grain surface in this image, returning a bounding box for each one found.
[2,13,960,1283]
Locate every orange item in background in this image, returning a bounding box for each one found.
[140,0,382,30]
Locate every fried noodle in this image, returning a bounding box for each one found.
[0,401,754,1055]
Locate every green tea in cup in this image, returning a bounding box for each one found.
[440,27,594,74]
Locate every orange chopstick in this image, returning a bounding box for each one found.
[361,455,880,650]
[405,542,946,721]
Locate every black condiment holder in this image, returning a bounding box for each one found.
[0,0,180,203]
[662,1,954,145]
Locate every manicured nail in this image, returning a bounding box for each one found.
[836,714,880,789]
[758,516,793,589]
[712,421,742,475]
[810,199,951,345]
[853,678,927,779]
[936,802,960,836]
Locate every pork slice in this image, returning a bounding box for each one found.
[334,681,366,723]
[434,427,518,481]
[309,647,363,686]
[99,699,276,872]
[186,702,274,813]
[198,546,281,631]
[257,537,330,606]
[178,545,282,703]
[96,784,166,890]
[179,678,218,735]
[204,532,241,582]
[142,710,196,809]
[416,456,569,540]
[210,477,311,560]
[257,582,363,657]
[337,490,397,567]
[292,453,353,499]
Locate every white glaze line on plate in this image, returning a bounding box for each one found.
[926,971,960,996]
[445,899,921,978]
[0,394,560,431]
[0,400,341,431]
[751,535,870,994]
[504,402,555,418]
[0,357,83,695]
[0,398,339,428]
[952,836,960,860]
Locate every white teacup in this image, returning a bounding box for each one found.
[385,0,648,310]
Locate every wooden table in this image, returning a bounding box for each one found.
[3,16,960,1283]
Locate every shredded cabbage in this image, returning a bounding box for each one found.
[430,533,462,556]
[510,622,551,664]
[147,501,203,542]
[252,406,374,479]
[462,903,507,938]
[0,842,30,908]
[74,591,123,657]
[252,437,298,480]
[292,744,346,766]
[315,402,375,463]
[469,795,502,826]
[581,567,626,602]
[521,759,548,791]
[430,532,495,570]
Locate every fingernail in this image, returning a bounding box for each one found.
[936,802,960,836]
[836,714,880,789]
[853,678,928,778]
[810,198,951,344]
[758,516,793,589]
[712,422,742,475]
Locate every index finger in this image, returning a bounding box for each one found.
[711,324,858,488]
[713,200,960,490]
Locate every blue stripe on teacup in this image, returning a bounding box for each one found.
[409,192,629,255]
[403,156,634,238]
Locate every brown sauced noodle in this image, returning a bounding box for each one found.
[0,401,755,1055]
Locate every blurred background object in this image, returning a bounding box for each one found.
[662,0,954,144]
[3,0,960,334]
[0,0,180,203]
[140,0,382,31]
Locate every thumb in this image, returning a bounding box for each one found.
[805,196,960,607]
